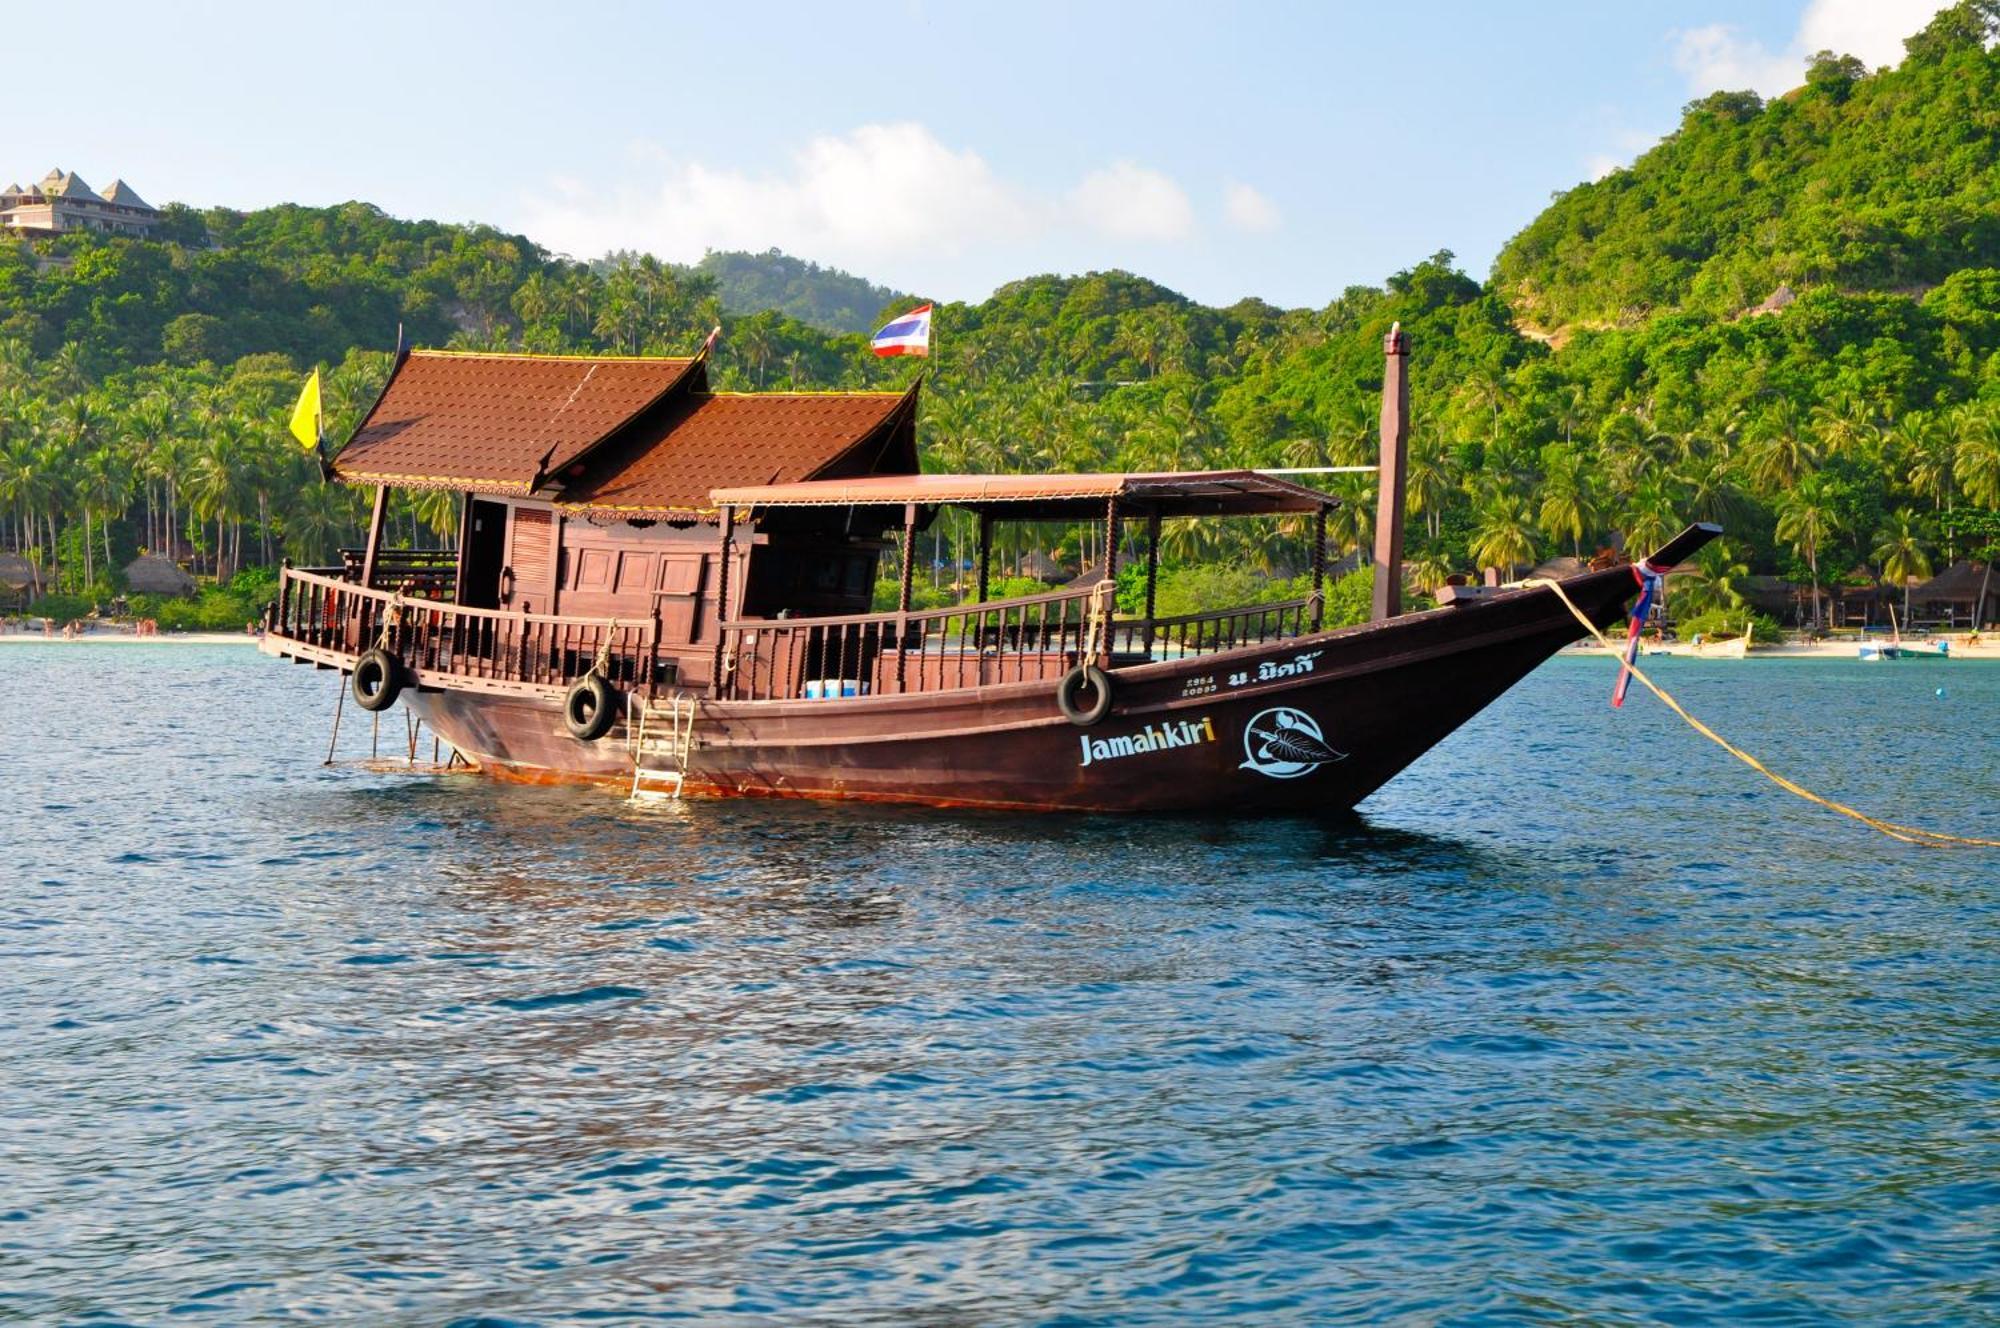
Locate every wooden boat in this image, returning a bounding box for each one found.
[1860,605,1907,660]
[1692,621,1751,659]
[262,331,1720,814]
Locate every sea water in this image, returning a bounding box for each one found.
[2,647,1995,1324]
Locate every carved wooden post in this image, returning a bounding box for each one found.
[711,505,735,692]
[1143,509,1161,658]
[896,503,917,690]
[1371,323,1410,621]
[1102,494,1122,663]
[1311,502,1329,631]
[976,509,992,603]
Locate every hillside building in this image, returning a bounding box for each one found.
[1,169,161,238]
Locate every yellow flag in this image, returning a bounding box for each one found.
[289,369,322,451]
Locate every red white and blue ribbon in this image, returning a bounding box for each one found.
[1613,559,1669,708]
[870,304,932,358]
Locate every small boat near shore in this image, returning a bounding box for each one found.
[262,330,1718,814]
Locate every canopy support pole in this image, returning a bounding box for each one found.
[360,484,388,590]
[1372,324,1410,621]
[896,503,917,690]
[1312,503,1329,631]
[450,493,471,605]
[1101,495,1122,664]
[976,510,992,603]
[1143,510,1161,658]
[711,505,734,690]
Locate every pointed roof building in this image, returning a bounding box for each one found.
[2,166,161,238]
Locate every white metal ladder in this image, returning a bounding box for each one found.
[628,691,698,801]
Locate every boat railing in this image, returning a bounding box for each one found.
[1117,597,1319,659]
[269,565,659,692]
[332,547,459,601]
[716,585,1101,701]
[716,585,1323,701]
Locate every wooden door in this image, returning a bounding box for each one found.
[658,552,709,644]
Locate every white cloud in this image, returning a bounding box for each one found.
[1672,0,1941,97]
[520,123,1198,285]
[1223,181,1282,233]
[1068,161,1195,242]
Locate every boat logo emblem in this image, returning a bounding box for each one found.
[1240,707,1345,779]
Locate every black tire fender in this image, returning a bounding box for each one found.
[564,673,618,742]
[351,647,403,712]
[1055,663,1113,727]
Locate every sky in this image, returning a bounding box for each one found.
[5,0,1948,309]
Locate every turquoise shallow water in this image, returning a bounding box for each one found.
[1,645,1996,1324]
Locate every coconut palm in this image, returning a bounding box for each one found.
[1872,509,1934,621]
[1469,489,1536,579]
[1745,400,1819,495]
[1896,410,1957,512]
[1955,409,2000,510]
[1776,476,1847,632]
[1536,443,1598,556]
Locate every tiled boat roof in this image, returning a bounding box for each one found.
[559,389,918,517]
[331,350,919,512]
[333,352,699,492]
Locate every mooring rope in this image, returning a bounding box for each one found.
[1526,576,2000,848]
[590,619,619,678]
[372,592,406,652]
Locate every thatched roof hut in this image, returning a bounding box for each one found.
[124,553,195,596]
[1910,560,1997,624]
[0,551,35,590]
[1738,575,1801,619]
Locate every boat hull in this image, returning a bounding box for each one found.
[397,562,1652,814]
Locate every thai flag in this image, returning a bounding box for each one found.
[871,304,932,357]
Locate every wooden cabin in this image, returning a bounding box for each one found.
[328,348,920,691]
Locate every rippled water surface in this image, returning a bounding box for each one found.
[3,645,1997,1324]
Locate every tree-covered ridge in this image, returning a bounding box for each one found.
[4,86,2000,630]
[1494,1,2000,328]
[692,249,913,334]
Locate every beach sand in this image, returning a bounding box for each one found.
[1564,637,1999,661]
[0,630,260,646]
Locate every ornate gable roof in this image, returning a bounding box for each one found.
[330,348,920,512]
[332,351,700,492]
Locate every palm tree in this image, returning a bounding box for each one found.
[1745,400,1818,495]
[1404,549,1454,595]
[1619,475,1680,563]
[52,398,105,585]
[1872,509,1933,622]
[1469,489,1536,579]
[1536,443,1598,556]
[1404,422,1458,541]
[734,313,780,388]
[1776,476,1847,632]
[1955,409,2000,510]
[1897,410,1957,513]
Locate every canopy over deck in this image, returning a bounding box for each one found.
[708,469,1335,520]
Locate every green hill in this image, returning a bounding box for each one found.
[1494,1,2000,328]
[3,7,1998,629]
[694,249,914,334]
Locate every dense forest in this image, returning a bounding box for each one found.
[3,0,1999,631]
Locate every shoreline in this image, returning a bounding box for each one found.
[0,630,261,646]
[1562,638,1999,661]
